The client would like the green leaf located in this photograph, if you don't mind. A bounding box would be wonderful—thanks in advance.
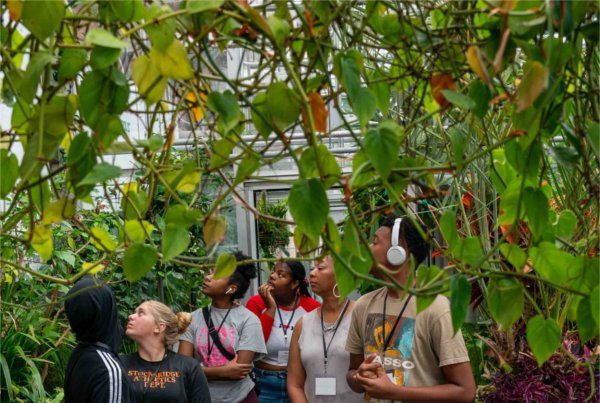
[165,205,201,229]
[468,80,492,119]
[335,51,362,98]
[132,54,168,105]
[204,215,227,247]
[352,87,376,128]
[587,121,599,156]
[500,243,527,270]
[289,179,329,244]
[187,0,224,14]
[153,41,193,80]
[526,316,561,366]
[267,82,301,130]
[449,128,465,170]
[42,198,76,225]
[416,264,445,313]
[268,15,290,45]
[371,70,390,115]
[454,237,482,266]
[121,190,149,221]
[77,163,122,187]
[441,90,475,110]
[18,52,54,103]
[90,46,122,70]
[530,242,573,285]
[0,151,18,199]
[55,250,76,266]
[123,243,158,282]
[554,210,577,239]
[86,28,127,48]
[162,224,190,262]
[516,61,548,112]
[209,137,236,169]
[488,277,524,330]
[523,187,549,238]
[122,220,154,243]
[31,225,53,262]
[234,154,260,186]
[29,95,77,136]
[207,91,241,133]
[440,211,458,251]
[136,135,163,151]
[214,252,237,279]
[591,286,600,326]
[450,274,471,334]
[90,227,117,252]
[294,227,319,256]
[577,298,598,343]
[144,4,176,51]
[22,0,65,41]
[364,121,401,180]
[299,144,341,189]
[57,49,88,82]
[251,92,273,139]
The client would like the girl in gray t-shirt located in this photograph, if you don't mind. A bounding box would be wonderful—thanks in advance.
[179,252,266,403]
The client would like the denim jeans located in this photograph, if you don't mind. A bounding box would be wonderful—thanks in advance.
[252,368,290,403]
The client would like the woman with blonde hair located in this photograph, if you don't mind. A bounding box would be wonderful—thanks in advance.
[122,300,211,402]
[287,255,362,403]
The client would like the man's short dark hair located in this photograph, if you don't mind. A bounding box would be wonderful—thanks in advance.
[382,214,430,266]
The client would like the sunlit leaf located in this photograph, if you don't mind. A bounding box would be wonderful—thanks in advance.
[289,179,329,244]
[204,215,227,247]
[516,61,548,112]
[488,277,524,330]
[90,227,117,252]
[162,224,190,262]
[214,252,237,279]
[42,198,76,225]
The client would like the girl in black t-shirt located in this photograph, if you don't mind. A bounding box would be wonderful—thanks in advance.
[121,300,211,403]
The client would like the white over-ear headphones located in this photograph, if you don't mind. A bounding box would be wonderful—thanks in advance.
[386,218,407,266]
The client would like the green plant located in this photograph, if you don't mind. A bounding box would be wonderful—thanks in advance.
[1,0,598,396]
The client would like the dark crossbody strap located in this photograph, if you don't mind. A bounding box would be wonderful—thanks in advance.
[202,306,235,361]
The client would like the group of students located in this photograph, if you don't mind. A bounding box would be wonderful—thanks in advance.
[63,214,477,402]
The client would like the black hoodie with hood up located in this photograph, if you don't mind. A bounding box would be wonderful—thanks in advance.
[64,275,136,403]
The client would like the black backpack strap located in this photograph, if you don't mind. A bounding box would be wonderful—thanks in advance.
[202,306,235,361]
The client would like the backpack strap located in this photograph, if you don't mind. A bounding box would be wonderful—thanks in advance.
[202,306,235,361]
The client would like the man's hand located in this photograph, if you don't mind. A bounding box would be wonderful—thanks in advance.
[355,368,398,400]
[356,354,380,379]
[259,283,276,311]
[222,354,253,380]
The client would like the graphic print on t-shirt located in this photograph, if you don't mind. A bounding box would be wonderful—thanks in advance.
[197,324,236,366]
[363,313,415,387]
[128,369,182,390]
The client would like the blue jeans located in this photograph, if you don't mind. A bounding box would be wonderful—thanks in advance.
[253,368,290,403]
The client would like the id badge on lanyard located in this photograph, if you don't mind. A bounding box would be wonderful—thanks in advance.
[315,375,336,396]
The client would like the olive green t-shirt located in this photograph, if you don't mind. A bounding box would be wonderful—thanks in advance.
[345,288,469,401]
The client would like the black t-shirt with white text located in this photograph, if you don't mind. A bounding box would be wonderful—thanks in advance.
[121,352,211,403]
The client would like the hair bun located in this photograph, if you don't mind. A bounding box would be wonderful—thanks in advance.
[176,312,192,333]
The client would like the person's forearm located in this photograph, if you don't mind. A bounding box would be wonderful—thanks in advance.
[346,370,365,393]
[202,366,232,380]
[287,385,308,403]
[389,384,474,403]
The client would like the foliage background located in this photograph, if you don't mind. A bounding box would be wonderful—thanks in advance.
[1,0,599,400]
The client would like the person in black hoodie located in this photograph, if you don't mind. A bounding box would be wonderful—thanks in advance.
[64,275,136,403]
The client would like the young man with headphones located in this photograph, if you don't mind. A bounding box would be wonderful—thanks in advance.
[345,214,476,402]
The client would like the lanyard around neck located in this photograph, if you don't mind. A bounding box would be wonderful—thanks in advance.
[320,299,350,373]
[206,304,233,359]
[382,291,412,352]
[276,294,298,345]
